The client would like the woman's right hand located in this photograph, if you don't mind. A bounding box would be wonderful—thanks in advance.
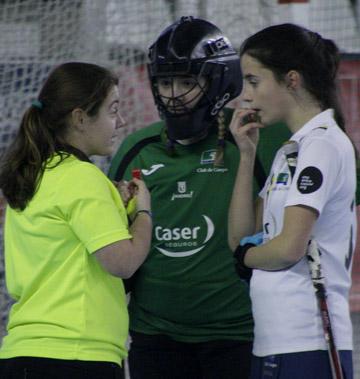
[229,109,263,155]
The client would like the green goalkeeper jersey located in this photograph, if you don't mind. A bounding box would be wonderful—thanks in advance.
[109,108,290,342]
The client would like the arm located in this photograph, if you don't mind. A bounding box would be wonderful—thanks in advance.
[95,178,152,278]
[228,152,261,250]
[244,205,318,270]
[228,109,264,250]
[242,129,346,271]
[94,211,152,279]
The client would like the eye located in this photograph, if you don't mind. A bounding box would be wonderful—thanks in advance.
[110,105,119,115]
[181,78,197,88]
[157,78,172,88]
[246,75,259,87]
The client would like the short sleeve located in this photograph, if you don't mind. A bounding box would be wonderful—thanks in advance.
[57,163,132,254]
[285,137,341,214]
[259,149,283,199]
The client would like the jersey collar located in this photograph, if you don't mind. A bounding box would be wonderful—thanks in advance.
[290,108,336,143]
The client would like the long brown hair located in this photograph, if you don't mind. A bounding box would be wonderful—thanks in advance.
[0,62,118,210]
[240,23,345,130]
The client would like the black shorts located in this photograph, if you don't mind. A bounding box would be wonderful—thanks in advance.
[0,356,124,379]
[128,331,253,379]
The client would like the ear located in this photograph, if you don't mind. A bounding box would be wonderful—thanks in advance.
[285,70,301,90]
[70,108,88,132]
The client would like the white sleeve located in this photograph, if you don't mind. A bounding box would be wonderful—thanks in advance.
[285,137,341,214]
[259,149,283,199]
[259,175,270,200]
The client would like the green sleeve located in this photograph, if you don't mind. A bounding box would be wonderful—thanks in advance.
[257,122,291,177]
[108,121,163,181]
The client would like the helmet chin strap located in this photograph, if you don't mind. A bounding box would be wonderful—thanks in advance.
[164,107,214,140]
[175,130,208,145]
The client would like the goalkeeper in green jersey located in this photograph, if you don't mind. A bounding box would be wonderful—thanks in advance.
[109,16,290,379]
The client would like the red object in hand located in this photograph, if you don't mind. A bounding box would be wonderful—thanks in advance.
[132,168,141,179]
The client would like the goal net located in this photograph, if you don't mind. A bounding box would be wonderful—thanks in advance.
[1,0,360,374]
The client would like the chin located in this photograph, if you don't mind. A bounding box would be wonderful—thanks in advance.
[102,149,113,157]
[92,148,112,157]
[261,116,275,126]
[106,146,116,156]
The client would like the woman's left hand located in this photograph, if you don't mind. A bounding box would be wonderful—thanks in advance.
[229,109,263,155]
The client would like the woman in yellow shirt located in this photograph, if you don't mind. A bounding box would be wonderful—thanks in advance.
[0,62,152,378]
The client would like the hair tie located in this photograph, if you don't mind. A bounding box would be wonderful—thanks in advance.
[217,138,225,147]
[32,99,43,109]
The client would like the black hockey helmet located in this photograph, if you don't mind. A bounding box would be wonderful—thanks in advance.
[148,16,242,140]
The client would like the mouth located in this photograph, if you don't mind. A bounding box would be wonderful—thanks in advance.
[167,106,187,114]
[166,103,190,114]
[162,96,193,114]
[254,110,262,123]
[253,109,262,119]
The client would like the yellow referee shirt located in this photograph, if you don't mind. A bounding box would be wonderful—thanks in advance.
[0,154,131,365]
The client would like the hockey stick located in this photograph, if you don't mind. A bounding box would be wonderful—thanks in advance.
[283,141,344,379]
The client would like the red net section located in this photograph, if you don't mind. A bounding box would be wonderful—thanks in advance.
[339,58,360,312]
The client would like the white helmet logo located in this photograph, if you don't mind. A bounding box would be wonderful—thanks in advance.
[210,93,230,115]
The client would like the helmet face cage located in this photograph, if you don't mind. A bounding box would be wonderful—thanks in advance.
[153,74,209,115]
[148,16,242,139]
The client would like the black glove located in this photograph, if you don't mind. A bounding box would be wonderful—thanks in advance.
[233,243,254,283]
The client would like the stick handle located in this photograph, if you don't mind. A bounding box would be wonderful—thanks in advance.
[307,240,344,379]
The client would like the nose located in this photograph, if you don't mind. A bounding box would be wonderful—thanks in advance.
[240,84,253,105]
[116,112,126,129]
[240,98,252,110]
[171,82,185,98]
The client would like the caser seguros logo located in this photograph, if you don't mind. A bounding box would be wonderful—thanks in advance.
[154,215,214,257]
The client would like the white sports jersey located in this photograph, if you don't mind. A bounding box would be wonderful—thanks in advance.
[252,109,357,356]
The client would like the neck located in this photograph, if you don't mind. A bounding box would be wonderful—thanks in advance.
[286,103,323,134]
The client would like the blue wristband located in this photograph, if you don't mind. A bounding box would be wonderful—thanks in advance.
[240,232,263,247]
[135,209,153,220]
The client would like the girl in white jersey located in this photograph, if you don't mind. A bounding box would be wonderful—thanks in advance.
[228,23,357,379]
